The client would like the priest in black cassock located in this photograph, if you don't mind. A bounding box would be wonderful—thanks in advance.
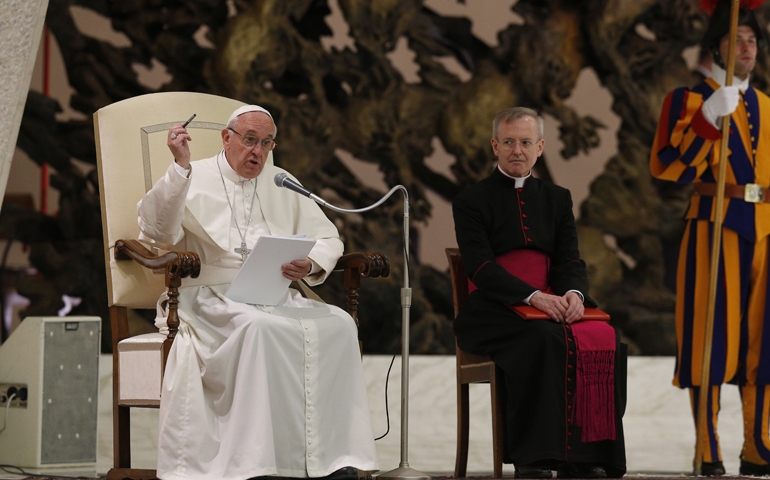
[452,107,627,479]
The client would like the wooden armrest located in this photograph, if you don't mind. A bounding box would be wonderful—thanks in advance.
[334,251,390,279]
[333,252,389,328]
[114,239,201,282]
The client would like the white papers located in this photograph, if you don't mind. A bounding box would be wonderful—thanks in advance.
[225,235,317,306]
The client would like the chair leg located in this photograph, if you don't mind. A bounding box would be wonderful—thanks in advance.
[490,368,504,478]
[110,405,160,480]
[111,306,132,469]
[114,404,132,468]
[455,382,470,478]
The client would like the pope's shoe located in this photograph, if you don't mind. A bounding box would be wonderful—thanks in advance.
[325,467,360,480]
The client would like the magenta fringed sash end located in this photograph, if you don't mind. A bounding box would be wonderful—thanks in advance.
[571,320,616,442]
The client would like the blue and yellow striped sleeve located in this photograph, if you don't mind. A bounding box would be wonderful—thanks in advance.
[650,87,721,184]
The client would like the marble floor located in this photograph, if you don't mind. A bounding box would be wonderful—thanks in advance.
[0,355,750,478]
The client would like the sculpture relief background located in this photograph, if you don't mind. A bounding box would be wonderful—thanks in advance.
[7,0,766,355]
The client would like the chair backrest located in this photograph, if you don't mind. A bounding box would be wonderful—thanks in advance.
[446,247,469,317]
[94,92,265,309]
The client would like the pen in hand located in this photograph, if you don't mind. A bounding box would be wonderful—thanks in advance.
[170,114,196,141]
[183,113,196,128]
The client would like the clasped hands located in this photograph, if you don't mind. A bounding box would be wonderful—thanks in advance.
[529,291,584,324]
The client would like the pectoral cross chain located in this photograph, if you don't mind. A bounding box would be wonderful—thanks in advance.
[235,241,251,262]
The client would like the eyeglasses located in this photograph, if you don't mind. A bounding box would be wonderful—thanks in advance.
[497,139,539,150]
[229,128,276,150]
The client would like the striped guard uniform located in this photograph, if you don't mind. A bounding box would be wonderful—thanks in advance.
[650,73,770,466]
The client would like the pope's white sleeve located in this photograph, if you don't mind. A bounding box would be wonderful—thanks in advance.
[305,236,344,285]
[136,161,191,245]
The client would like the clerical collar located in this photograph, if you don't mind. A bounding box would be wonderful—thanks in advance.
[217,151,253,184]
[497,164,530,188]
[710,63,750,92]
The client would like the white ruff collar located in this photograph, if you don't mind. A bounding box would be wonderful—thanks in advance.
[710,63,750,92]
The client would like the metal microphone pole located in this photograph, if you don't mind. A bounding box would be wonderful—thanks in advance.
[309,186,431,480]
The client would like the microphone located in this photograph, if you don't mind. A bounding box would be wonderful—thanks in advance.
[274,173,311,196]
[274,173,327,206]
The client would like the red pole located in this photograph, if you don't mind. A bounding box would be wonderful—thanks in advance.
[41,25,50,215]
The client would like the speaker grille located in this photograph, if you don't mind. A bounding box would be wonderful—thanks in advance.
[41,320,100,464]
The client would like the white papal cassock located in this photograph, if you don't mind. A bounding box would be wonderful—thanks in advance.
[137,152,379,480]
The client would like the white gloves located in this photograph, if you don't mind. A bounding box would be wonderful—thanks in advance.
[701,85,740,129]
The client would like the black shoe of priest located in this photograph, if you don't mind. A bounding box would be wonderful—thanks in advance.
[514,464,553,478]
[557,462,607,479]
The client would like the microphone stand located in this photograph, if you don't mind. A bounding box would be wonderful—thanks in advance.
[310,187,431,480]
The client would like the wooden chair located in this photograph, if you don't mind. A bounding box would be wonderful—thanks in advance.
[94,92,389,480]
[446,247,504,478]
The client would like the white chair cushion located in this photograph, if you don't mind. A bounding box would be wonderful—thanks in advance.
[117,332,165,406]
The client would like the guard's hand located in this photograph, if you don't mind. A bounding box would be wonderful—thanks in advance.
[282,258,312,281]
[529,292,569,323]
[701,85,740,128]
[563,291,585,324]
[168,123,192,168]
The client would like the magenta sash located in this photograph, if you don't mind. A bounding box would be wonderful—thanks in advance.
[471,249,616,442]
[468,249,550,293]
[571,321,616,442]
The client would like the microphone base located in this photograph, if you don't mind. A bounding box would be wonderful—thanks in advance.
[377,466,432,480]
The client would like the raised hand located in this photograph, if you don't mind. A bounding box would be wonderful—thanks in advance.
[168,123,193,168]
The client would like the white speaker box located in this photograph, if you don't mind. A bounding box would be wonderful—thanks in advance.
[0,316,101,469]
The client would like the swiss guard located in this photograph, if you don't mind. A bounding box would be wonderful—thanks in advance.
[650,0,770,476]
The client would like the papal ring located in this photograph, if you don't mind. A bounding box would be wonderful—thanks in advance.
[170,133,177,139]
